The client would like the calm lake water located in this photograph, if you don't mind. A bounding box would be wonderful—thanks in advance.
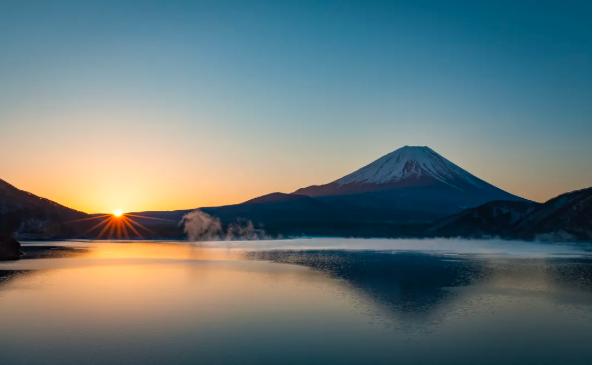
[0,239,590,365]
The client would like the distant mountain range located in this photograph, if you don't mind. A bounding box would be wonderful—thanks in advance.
[0,146,590,242]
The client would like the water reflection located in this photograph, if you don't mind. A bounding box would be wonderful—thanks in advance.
[545,257,592,291]
[248,250,591,321]
[0,241,589,365]
[0,270,28,286]
[248,251,487,317]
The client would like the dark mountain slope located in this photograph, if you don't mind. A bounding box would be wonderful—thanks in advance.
[0,179,87,238]
[514,187,591,241]
[427,200,537,238]
[428,187,591,242]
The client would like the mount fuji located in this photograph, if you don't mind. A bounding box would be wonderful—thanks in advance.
[287,146,524,220]
[199,146,527,237]
[295,146,518,201]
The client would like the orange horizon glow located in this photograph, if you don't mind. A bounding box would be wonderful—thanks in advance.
[1,145,590,214]
[2,164,591,215]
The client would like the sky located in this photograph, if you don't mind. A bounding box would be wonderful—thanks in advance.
[0,0,590,213]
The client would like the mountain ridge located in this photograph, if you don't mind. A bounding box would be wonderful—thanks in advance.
[0,146,589,242]
[291,146,525,222]
[428,187,591,241]
[294,146,521,202]
[0,178,87,238]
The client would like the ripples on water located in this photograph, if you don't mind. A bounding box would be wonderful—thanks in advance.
[0,239,590,365]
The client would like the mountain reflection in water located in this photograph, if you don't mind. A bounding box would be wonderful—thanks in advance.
[247,251,486,317]
[0,240,589,365]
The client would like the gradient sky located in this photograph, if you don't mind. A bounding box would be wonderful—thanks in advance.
[0,0,590,213]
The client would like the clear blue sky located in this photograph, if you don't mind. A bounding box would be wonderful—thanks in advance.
[0,0,590,212]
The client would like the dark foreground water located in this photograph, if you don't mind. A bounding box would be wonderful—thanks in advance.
[0,239,590,365]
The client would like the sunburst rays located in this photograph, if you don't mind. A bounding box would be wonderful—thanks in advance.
[66,213,177,240]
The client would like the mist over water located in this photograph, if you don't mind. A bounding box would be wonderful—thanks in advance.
[198,237,591,258]
[0,239,590,365]
[181,210,222,241]
[182,209,267,241]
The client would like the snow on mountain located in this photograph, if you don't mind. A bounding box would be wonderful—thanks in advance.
[295,145,516,198]
[334,146,484,190]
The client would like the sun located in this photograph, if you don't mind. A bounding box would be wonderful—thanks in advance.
[71,208,174,239]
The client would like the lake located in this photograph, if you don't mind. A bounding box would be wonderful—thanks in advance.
[0,239,590,365]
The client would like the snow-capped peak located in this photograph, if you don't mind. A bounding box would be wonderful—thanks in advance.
[334,146,485,189]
